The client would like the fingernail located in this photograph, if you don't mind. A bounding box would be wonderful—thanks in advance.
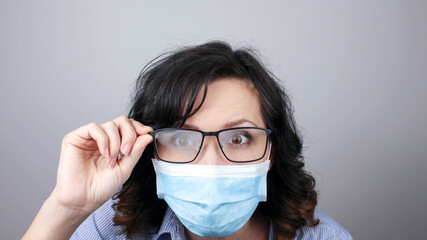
[145,126,153,132]
[104,147,110,158]
[123,143,132,156]
[109,157,117,168]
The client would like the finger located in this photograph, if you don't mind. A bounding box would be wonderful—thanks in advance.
[118,134,153,178]
[112,116,137,156]
[71,123,110,158]
[100,121,121,165]
[129,118,153,135]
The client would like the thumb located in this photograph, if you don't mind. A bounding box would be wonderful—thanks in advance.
[119,134,153,178]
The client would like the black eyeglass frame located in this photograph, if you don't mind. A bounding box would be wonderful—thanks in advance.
[149,127,272,164]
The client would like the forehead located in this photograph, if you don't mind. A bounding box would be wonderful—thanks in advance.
[183,77,265,131]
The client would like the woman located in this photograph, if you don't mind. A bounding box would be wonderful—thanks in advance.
[23,41,352,239]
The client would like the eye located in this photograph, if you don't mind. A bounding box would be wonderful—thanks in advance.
[228,132,252,146]
[172,133,196,148]
[177,135,189,146]
[231,135,243,144]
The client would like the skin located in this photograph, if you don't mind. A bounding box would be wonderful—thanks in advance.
[182,77,271,239]
[23,117,154,239]
[22,77,271,240]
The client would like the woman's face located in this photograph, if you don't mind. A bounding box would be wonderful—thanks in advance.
[182,77,269,165]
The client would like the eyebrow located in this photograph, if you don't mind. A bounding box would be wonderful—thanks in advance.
[182,119,259,130]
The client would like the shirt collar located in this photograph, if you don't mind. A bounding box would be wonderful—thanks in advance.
[152,206,185,240]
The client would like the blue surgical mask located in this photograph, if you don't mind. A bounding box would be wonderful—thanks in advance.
[151,158,270,237]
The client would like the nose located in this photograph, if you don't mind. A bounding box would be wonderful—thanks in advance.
[193,136,229,165]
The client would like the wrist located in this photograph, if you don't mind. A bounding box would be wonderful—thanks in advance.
[47,190,92,224]
[22,193,92,240]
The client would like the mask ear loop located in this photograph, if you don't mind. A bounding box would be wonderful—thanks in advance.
[265,141,272,161]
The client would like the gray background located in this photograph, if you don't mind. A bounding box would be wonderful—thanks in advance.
[1,1,426,239]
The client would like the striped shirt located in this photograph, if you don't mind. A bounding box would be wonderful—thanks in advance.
[71,198,353,240]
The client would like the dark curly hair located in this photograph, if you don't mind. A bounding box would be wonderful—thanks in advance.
[112,41,319,240]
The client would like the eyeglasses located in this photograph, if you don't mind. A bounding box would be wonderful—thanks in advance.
[149,127,272,164]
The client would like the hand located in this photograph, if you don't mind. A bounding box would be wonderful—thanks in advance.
[51,115,153,216]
